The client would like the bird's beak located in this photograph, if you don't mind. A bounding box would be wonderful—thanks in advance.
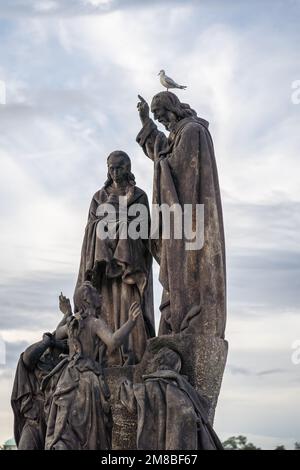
[157,72,160,75]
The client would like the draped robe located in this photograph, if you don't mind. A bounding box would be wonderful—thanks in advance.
[76,185,155,365]
[11,349,64,449]
[137,117,226,336]
[120,370,223,450]
[45,315,112,450]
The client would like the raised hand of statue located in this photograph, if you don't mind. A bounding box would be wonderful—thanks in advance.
[59,292,72,316]
[137,95,149,126]
[129,301,142,322]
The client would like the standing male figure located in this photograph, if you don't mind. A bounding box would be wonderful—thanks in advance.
[136,92,226,336]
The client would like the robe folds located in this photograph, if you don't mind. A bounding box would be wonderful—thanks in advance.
[11,351,63,449]
[137,117,226,336]
[44,358,112,450]
[44,316,112,450]
[76,185,155,365]
[120,370,223,450]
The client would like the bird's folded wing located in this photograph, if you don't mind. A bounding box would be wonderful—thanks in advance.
[165,76,178,87]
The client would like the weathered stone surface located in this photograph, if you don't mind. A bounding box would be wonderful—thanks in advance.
[104,366,137,450]
[136,92,226,337]
[11,88,228,450]
[136,334,228,423]
[120,347,224,450]
[75,150,155,366]
[105,332,228,450]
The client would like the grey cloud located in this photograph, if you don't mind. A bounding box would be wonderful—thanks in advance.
[0,271,75,331]
[2,340,29,369]
[257,368,286,377]
[224,347,295,387]
[227,365,252,376]
[0,0,297,22]
[0,368,14,381]
[0,77,151,203]
[228,365,287,378]
[224,200,300,251]
[0,0,189,18]
[228,248,300,312]
[224,200,300,312]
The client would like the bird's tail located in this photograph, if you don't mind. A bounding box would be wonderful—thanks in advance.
[179,85,187,89]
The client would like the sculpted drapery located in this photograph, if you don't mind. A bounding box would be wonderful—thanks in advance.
[120,347,223,450]
[136,92,226,336]
[45,282,142,450]
[76,151,155,365]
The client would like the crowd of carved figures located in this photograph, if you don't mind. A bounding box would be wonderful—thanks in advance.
[12,91,226,450]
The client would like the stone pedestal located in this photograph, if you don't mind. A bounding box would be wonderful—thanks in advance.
[104,365,137,450]
[105,333,228,449]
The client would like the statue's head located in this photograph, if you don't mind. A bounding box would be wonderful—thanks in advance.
[105,150,136,187]
[155,347,182,373]
[74,281,101,313]
[151,91,197,131]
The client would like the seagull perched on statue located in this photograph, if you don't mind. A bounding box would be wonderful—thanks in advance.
[158,70,187,91]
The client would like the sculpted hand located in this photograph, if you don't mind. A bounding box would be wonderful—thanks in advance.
[59,292,72,316]
[137,95,149,125]
[129,301,142,322]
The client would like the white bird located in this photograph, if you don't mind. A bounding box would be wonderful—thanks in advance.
[158,70,187,91]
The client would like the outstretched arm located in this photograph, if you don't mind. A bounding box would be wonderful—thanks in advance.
[136,95,167,161]
[93,302,142,352]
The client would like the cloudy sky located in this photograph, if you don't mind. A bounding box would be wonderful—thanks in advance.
[0,0,300,449]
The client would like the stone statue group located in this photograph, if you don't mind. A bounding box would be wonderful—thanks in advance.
[11,91,227,450]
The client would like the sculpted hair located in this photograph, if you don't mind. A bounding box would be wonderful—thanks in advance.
[74,281,96,312]
[151,91,197,119]
[104,150,136,188]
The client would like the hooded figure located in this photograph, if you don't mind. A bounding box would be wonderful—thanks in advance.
[136,92,226,336]
[11,334,68,450]
[120,347,223,450]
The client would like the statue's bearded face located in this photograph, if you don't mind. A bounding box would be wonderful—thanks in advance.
[151,103,177,131]
[108,155,128,184]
